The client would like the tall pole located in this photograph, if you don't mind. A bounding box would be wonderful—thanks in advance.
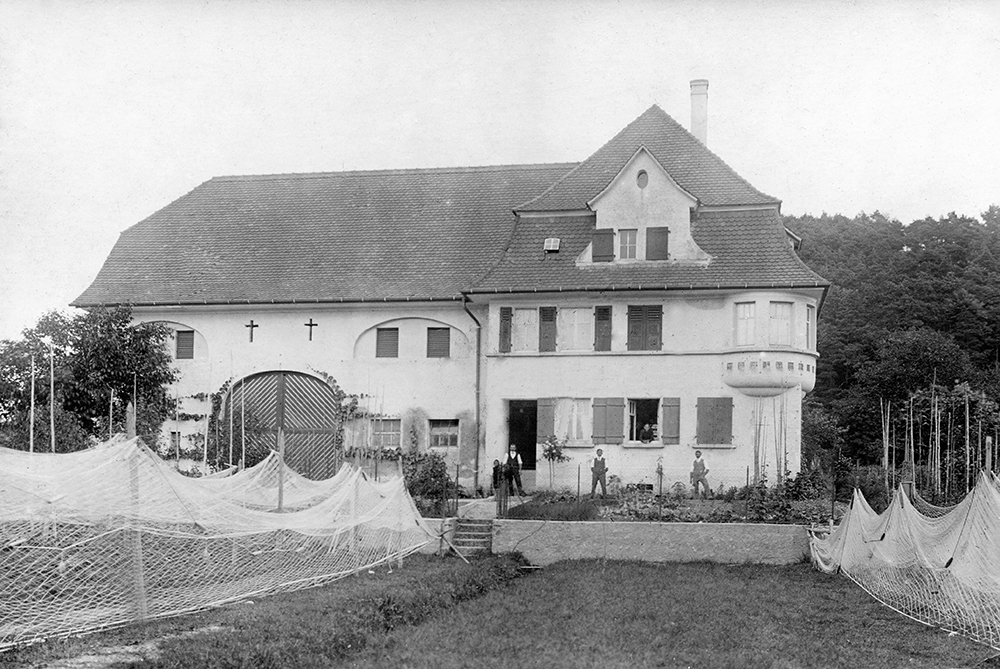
[29,355,35,453]
[109,387,114,441]
[49,342,55,453]
[240,381,246,468]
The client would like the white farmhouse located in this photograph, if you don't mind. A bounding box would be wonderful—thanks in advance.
[74,82,828,493]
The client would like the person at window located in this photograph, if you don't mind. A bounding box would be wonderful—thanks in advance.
[503,445,525,496]
[591,448,608,499]
[691,450,710,499]
[639,423,655,443]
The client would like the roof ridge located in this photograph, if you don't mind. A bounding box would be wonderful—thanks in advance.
[210,162,579,183]
[514,104,665,211]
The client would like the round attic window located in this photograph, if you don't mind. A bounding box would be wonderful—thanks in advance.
[636,170,649,189]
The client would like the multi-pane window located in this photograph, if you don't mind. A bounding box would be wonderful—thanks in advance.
[553,398,591,442]
[511,308,538,352]
[426,327,450,358]
[806,305,814,349]
[626,305,662,351]
[429,419,459,448]
[619,229,638,259]
[175,330,194,360]
[628,399,659,441]
[372,419,401,448]
[735,302,755,346]
[376,328,399,358]
[697,397,733,444]
[557,308,591,351]
[769,301,792,346]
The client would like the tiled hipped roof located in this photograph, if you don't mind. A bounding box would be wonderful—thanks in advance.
[74,105,827,308]
[469,208,827,293]
[72,164,575,307]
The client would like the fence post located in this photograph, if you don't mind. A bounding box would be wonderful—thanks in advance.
[577,464,581,501]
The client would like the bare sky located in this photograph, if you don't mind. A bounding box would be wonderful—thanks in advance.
[1,0,998,341]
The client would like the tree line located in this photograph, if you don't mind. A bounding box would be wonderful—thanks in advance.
[787,205,1000,503]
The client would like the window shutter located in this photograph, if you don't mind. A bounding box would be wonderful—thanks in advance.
[499,307,512,353]
[592,229,615,262]
[605,397,625,444]
[592,398,606,444]
[594,306,612,351]
[661,397,680,444]
[426,327,450,358]
[376,328,399,358]
[176,330,194,359]
[538,307,557,352]
[697,397,733,444]
[537,398,557,442]
[647,227,669,260]
[627,306,644,351]
[647,305,662,350]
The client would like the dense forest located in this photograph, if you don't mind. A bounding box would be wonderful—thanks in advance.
[786,205,1000,502]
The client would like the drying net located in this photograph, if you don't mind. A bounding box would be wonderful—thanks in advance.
[0,437,436,651]
[810,472,1000,649]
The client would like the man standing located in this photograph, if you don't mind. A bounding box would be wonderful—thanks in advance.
[503,444,525,496]
[691,450,710,499]
[591,448,608,499]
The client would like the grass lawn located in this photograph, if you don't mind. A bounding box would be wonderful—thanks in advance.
[4,556,997,669]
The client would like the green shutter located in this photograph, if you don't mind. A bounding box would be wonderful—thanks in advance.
[539,307,557,352]
[647,227,669,260]
[426,327,450,357]
[176,330,194,359]
[592,229,615,262]
[594,306,612,351]
[537,398,557,442]
[376,328,399,358]
[627,306,644,351]
[697,397,733,444]
[499,307,512,353]
[647,305,662,350]
[605,397,625,444]
[661,397,680,445]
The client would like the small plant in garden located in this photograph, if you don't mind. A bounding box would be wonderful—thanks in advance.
[541,434,570,488]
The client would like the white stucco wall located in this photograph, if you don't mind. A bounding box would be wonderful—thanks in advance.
[480,289,820,492]
[136,302,483,477]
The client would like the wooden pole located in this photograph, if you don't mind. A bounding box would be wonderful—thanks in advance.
[109,387,114,441]
[240,381,246,468]
[49,342,55,453]
[965,393,970,494]
[29,355,35,453]
[277,427,285,512]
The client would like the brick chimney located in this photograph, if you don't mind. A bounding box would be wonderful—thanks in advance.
[690,79,709,145]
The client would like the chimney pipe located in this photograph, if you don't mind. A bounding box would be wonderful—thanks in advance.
[690,79,709,145]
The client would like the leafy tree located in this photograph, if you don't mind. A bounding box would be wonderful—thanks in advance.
[0,306,178,451]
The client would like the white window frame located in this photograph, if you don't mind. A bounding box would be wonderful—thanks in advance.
[372,418,401,449]
[557,307,592,352]
[735,302,756,347]
[429,419,459,448]
[769,301,793,346]
[511,308,538,352]
[554,398,591,445]
[619,229,638,259]
[807,304,816,350]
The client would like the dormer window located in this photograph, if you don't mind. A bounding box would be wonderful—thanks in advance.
[619,229,637,259]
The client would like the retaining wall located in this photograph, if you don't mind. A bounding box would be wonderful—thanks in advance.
[492,520,809,566]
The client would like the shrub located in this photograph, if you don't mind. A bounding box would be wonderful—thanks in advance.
[506,501,600,521]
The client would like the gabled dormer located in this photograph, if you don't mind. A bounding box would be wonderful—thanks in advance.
[583,147,710,265]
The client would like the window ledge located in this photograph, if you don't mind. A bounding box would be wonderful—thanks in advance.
[623,441,663,449]
[692,443,737,449]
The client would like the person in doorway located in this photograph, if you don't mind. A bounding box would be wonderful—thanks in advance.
[503,444,525,496]
[591,448,608,498]
[691,450,710,499]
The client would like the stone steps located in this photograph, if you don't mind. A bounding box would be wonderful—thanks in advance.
[452,518,493,555]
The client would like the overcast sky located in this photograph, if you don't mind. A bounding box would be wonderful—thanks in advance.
[1,0,998,341]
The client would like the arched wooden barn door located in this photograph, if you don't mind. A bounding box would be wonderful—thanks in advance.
[228,371,343,479]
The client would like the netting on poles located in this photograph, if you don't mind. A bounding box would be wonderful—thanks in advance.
[0,437,435,651]
[810,472,1000,649]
